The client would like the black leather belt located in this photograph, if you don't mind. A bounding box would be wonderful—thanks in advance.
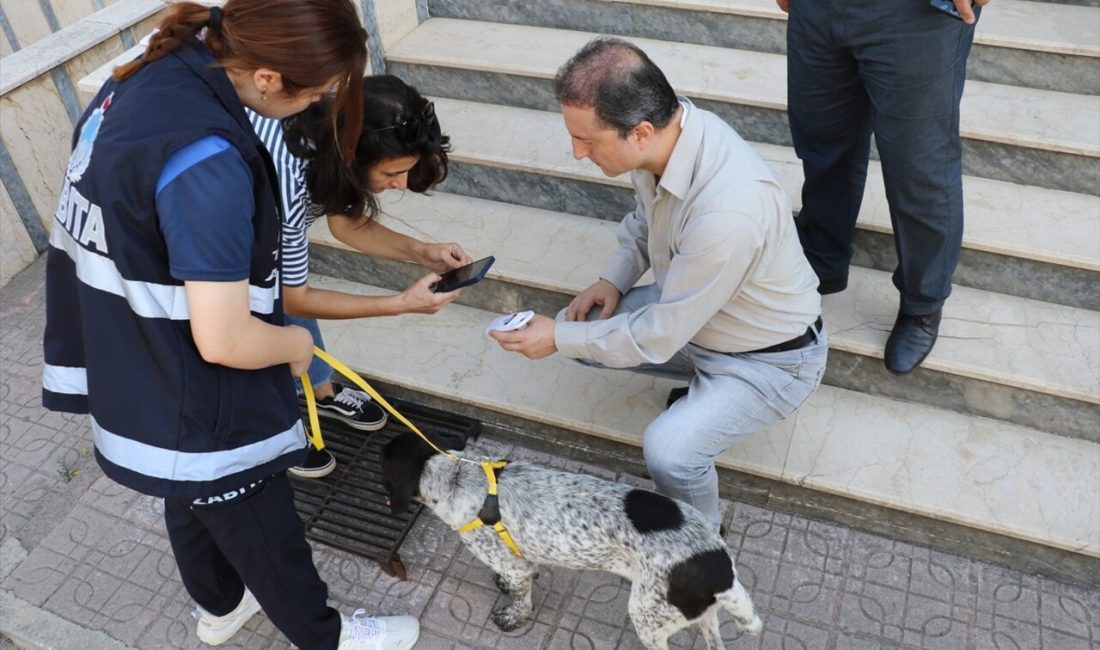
[747,316,823,354]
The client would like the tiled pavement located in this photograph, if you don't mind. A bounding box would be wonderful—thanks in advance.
[2,257,1098,650]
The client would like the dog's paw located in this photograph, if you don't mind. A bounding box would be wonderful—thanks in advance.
[741,615,763,636]
[490,605,528,632]
[494,571,540,595]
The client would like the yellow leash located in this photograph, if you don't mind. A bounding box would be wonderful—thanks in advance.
[300,366,324,451]
[302,346,462,461]
[300,346,524,557]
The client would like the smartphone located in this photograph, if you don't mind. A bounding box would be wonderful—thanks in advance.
[430,255,495,293]
[930,0,973,20]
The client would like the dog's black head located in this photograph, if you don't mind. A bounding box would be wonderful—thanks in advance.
[381,431,468,515]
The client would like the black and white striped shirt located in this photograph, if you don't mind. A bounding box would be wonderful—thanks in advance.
[248,111,319,287]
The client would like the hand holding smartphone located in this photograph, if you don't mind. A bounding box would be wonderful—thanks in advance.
[930,0,976,21]
[430,255,495,293]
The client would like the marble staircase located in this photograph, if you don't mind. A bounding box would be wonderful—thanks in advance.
[330,0,1100,582]
[428,0,1100,95]
[76,0,1100,583]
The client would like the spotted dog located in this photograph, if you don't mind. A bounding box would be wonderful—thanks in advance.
[382,433,762,649]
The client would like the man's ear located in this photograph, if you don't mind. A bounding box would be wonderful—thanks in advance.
[630,121,656,149]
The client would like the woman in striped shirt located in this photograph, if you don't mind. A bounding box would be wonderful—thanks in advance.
[250,75,472,477]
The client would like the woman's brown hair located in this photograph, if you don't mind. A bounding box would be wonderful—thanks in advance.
[113,0,367,160]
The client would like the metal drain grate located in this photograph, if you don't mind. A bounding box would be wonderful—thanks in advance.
[290,398,480,580]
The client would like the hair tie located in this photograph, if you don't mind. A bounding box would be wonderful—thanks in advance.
[207,6,224,29]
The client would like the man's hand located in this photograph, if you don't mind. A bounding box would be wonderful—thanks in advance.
[953,0,989,24]
[489,314,558,359]
[565,279,622,322]
[776,0,789,11]
[417,242,472,273]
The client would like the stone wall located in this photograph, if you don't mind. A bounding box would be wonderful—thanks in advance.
[1,0,127,57]
[0,0,165,286]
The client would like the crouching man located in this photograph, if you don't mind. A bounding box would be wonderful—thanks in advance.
[491,37,828,527]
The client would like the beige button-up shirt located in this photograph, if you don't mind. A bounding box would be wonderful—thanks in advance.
[555,100,821,368]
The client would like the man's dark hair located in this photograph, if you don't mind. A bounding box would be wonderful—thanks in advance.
[554,37,679,137]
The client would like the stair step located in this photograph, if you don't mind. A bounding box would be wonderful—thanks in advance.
[309,190,1100,442]
[1033,0,1100,7]
[75,35,1100,305]
[430,97,1100,309]
[306,273,1100,558]
[388,18,1100,194]
[435,98,1099,272]
[426,0,1100,94]
[976,0,1100,55]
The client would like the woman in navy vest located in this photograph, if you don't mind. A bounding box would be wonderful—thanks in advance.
[42,1,418,648]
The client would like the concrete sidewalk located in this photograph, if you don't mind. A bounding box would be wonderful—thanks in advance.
[2,256,1098,650]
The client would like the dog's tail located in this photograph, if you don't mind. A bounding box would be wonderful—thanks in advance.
[716,570,763,635]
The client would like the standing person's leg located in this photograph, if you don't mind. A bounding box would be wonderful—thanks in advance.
[165,498,241,612]
[854,2,976,373]
[172,472,421,649]
[190,474,345,649]
[167,475,343,649]
[786,0,873,293]
[642,333,828,526]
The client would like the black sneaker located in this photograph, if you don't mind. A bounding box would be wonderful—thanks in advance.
[288,446,336,479]
[316,383,388,431]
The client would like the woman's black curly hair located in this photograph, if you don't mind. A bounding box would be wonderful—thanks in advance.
[282,75,450,222]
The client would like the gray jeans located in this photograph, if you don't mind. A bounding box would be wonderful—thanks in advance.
[565,284,828,525]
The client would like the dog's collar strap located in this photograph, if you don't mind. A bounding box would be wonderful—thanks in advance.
[457,461,523,557]
[476,461,506,525]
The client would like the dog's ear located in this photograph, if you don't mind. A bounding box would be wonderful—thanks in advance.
[381,432,439,515]
[431,427,474,452]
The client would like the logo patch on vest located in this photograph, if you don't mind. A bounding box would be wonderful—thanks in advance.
[55,181,108,254]
[67,93,112,184]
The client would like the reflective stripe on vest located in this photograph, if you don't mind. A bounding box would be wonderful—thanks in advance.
[42,363,88,395]
[49,224,276,319]
[91,415,305,482]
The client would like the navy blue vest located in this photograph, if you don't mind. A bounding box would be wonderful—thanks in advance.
[42,41,307,498]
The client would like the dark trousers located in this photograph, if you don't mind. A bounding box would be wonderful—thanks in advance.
[786,0,978,315]
[164,472,342,650]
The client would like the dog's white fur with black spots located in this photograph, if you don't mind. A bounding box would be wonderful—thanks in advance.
[382,433,763,649]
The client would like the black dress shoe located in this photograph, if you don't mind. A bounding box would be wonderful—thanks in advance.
[884,309,942,375]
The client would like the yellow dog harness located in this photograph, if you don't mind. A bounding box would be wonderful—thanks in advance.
[456,460,523,557]
[301,347,523,558]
